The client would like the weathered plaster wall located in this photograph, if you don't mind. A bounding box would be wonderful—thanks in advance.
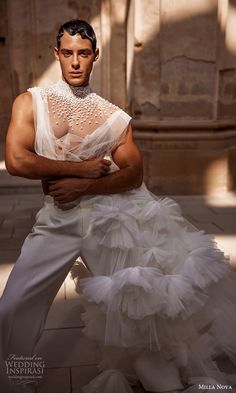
[0,0,13,149]
[131,0,218,120]
[217,0,236,119]
[128,0,236,194]
[0,0,102,143]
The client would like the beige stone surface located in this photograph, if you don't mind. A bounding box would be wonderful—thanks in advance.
[45,297,84,329]
[36,328,101,368]
[0,0,14,144]
[134,129,236,194]
[37,367,71,393]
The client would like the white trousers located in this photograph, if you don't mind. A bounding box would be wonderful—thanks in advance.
[0,199,94,392]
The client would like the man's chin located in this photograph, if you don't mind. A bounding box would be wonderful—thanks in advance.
[63,75,88,87]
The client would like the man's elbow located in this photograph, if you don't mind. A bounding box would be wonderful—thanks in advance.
[5,154,17,176]
[6,159,22,177]
[5,154,30,178]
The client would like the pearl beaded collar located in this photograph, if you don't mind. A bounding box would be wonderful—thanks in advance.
[54,80,92,99]
[42,80,118,140]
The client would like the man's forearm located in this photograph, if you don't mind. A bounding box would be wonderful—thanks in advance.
[6,151,83,179]
[47,164,143,203]
[84,165,143,195]
[5,150,107,180]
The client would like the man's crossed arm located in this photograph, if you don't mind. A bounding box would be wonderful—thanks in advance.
[47,125,143,203]
[5,92,143,203]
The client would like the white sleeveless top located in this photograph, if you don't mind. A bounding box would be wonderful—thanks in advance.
[28,80,132,162]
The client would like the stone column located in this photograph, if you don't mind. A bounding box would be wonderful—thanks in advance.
[110,0,129,109]
[131,0,161,119]
[7,0,36,95]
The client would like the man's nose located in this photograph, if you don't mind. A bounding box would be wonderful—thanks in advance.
[72,54,80,69]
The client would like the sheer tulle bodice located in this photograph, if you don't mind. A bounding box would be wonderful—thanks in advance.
[45,82,117,139]
[28,80,131,162]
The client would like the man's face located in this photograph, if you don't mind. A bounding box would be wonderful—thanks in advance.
[54,31,99,87]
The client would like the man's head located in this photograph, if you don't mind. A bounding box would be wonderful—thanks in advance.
[54,19,99,87]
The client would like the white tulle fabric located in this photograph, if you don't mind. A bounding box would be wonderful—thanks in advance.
[77,189,236,392]
[28,80,131,162]
[29,81,236,393]
[82,370,134,393]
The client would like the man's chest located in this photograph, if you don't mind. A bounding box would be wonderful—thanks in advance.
[45,93,117,141]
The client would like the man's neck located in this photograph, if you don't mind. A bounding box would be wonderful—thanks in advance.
[57,79,92,98]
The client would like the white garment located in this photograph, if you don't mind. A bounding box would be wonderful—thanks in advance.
[0,200,97,392]
[1,80,236,393]
[0,81,132,392]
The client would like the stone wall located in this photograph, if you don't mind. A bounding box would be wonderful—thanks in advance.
[1,0,236,194]
[130,0,236,194]
[0,0,13,151]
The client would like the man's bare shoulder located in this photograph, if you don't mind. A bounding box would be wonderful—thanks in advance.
[12,92,33,118]
[13,91,32,108]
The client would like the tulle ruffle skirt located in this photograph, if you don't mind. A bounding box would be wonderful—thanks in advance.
[71,183,236,392]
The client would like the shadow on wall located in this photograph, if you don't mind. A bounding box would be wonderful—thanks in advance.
[1,0,236,194]
[125,0,236,195]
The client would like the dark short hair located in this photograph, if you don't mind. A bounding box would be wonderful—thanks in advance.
[56,19,97,52]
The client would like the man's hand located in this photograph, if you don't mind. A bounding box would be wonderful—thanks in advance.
[46,124,143,201]
[43,156,111,201]
[48,178,90,204]
[78,157,111,178]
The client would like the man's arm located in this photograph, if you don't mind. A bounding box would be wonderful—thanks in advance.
[48,124,143,203]
[5,92,111,179]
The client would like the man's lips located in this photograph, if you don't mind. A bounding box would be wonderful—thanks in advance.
[69,72,83,76]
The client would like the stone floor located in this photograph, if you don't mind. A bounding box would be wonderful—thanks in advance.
[0,185,236,393]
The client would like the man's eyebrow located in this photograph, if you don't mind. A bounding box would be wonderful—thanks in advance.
[60,48,92,53]
[79,48,92,52]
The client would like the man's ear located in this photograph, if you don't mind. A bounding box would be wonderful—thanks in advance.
[54,47,59,61]
[94,48,99,61]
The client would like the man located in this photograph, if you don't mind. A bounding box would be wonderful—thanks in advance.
[2,19,235,393]
[6,20,142,200]
[0,19,143,392]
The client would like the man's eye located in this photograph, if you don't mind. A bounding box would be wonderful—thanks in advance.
[80,52,89,57]
[63,52,71,57]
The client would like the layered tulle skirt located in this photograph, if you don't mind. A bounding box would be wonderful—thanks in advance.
[71,183,236,392]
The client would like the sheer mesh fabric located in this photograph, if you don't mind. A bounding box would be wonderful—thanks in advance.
[28,80,132,161]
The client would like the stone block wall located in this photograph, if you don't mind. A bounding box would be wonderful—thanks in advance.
[128,0,236,194]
